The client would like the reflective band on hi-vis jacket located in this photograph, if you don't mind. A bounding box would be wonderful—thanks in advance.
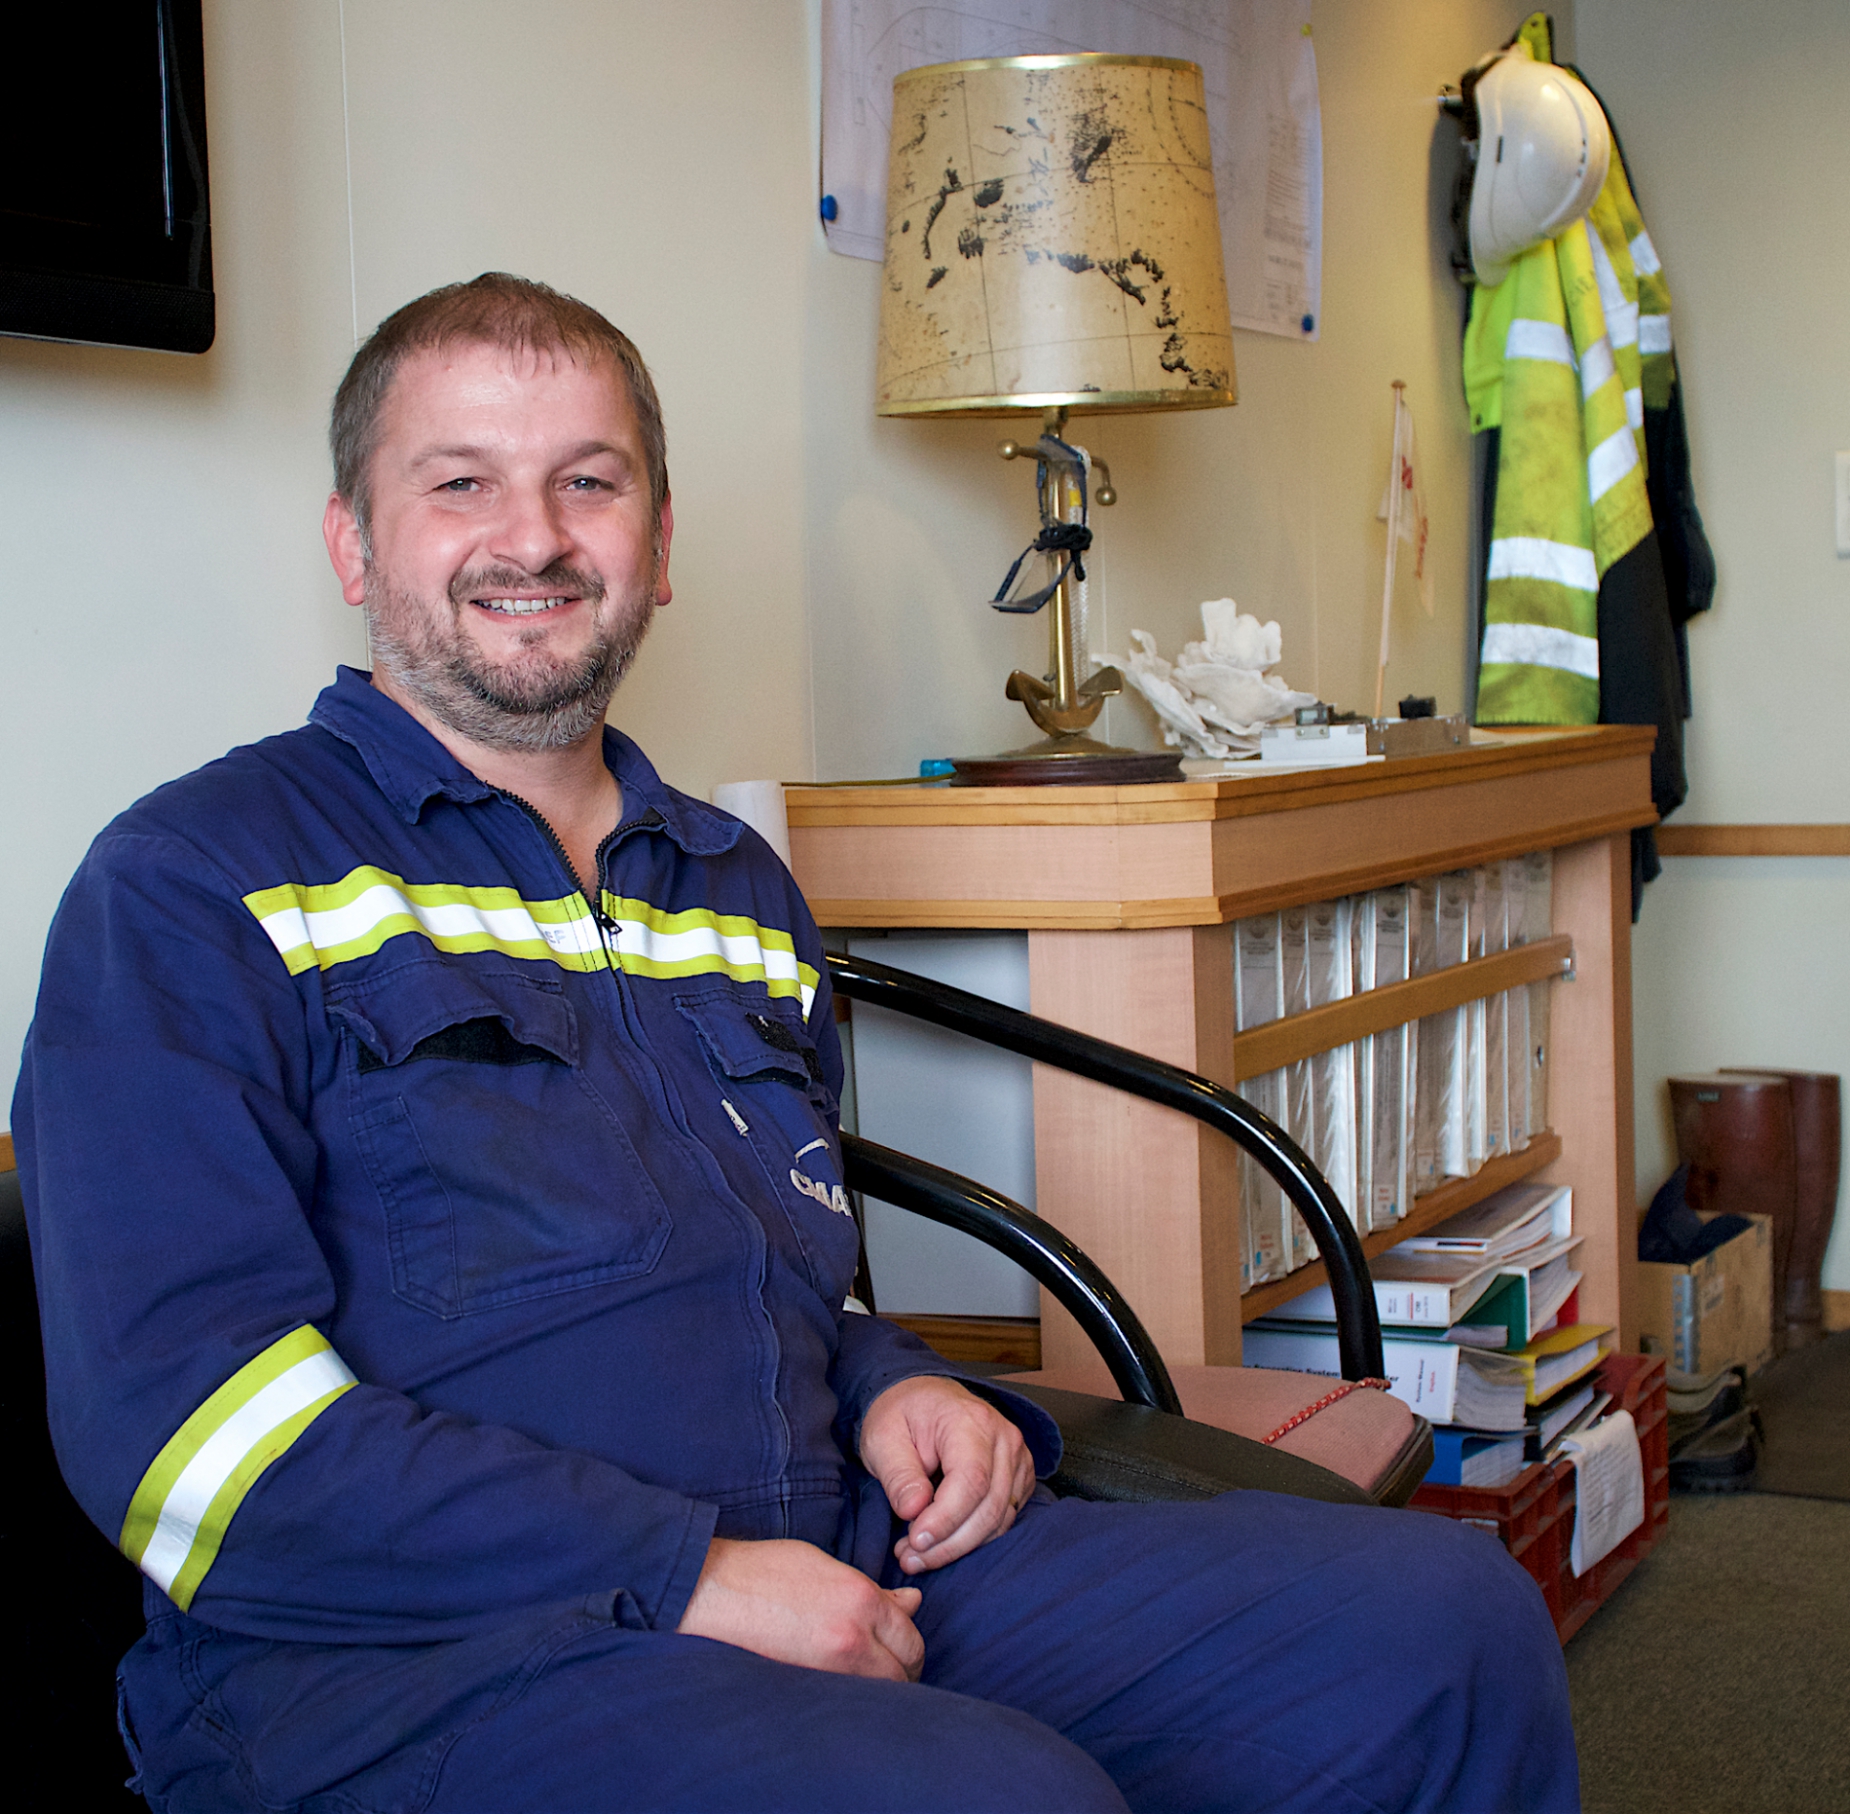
[244,867,819,1014]
[120,1326,356,1609]
[1479,621,1600,679]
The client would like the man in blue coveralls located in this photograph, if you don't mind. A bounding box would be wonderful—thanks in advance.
[15,275,1579,1813]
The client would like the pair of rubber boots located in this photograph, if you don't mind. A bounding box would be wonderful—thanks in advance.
[1667,1069,1841,1355]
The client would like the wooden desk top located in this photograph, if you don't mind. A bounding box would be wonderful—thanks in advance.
[788,726,1656,930]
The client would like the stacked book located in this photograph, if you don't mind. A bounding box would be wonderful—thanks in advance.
[1245,1182,1614,1488]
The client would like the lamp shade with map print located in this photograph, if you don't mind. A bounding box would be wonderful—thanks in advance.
[876,53,1236,418]
[875,53,1236,781]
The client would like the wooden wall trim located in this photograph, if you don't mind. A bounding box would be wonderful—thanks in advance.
[885,1314,1042,1368]
[0,1130,13,1172]
[1656,824,1850,858]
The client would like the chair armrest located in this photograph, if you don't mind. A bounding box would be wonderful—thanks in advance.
[1006,1381,1373,1507]
[842,1133,1183,1416]
[828,950,1383,1380]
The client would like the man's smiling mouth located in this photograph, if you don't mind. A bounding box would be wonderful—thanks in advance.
[476,596,570,616]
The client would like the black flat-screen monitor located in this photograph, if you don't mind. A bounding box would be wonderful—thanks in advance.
[1,2,214,354]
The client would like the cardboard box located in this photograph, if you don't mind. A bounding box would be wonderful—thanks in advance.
[1635,1214,1773,1377]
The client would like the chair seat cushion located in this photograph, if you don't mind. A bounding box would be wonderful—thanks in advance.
[1000,1361,1417,1497]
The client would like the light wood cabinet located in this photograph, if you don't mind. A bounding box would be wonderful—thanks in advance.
[788,727,1656,1370]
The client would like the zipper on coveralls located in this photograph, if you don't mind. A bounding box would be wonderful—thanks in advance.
[500,790,646,962]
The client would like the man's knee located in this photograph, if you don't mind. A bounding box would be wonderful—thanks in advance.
[1371,1507,1561,1661]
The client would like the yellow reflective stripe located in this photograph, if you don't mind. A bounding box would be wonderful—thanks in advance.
[599,894,820,1016]
[241,868,819,1010]
[120,1326,355,1611]
[244,868,603,976]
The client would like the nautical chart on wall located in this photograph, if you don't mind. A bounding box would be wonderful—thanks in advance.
[821,0,1323,340]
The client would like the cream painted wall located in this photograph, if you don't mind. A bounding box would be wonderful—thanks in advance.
[1577,0,1850,1292]
[802,0,1556,777]
[1,0,817,1112]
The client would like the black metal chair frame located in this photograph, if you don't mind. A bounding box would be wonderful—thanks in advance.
[827,949,1385,1381]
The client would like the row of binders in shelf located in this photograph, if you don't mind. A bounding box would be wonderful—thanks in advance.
[1232,850,1567,1291]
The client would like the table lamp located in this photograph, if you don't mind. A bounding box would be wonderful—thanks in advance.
[878,52,1237,784]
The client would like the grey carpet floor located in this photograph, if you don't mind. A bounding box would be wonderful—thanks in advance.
[1567,1494,1850,1814]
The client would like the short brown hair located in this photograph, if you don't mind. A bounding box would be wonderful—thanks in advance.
[330,273,668,537]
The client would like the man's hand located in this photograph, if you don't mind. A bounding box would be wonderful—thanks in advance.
[676,1537,924,1681]
[860,1375,1036,1576]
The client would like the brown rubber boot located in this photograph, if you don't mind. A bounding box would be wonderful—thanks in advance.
[1668,1072,1798,1353]
[1723,1070,1841,1350]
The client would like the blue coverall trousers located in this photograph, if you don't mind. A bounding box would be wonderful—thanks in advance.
[120,1489,1579,1813]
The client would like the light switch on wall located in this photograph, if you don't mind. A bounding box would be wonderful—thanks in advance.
[1838,452,1850,558]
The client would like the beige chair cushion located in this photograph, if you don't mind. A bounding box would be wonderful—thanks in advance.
[1001,1361,1416,1496]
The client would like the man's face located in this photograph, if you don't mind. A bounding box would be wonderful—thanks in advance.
[323,339,673,752]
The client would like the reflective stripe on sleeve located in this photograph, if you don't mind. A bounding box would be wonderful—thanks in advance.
[600,896,820,1016]
[244,869,602,976]
[1488,537,1600,594]
[1640,313,1672,356]
[1586,229,1640,349]
[1587,423,1641,505]
[1578,336,1616,400]
[120,1326,356,1611]
[1505,318,1575,367]
[1480,622,1601,679]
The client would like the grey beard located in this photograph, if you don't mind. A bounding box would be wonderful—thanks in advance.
[365,566,653,753]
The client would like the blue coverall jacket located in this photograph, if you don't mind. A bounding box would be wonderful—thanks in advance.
[14,666,1054,1651]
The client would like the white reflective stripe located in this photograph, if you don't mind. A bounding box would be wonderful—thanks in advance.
[257,887,602,964]
[1640,313,1672,356]
[1488,536,1599,593]
[1586,229,1640,349]
[1505,318,1575,366]
[1625,386,1644,431]
[254,905,311,958]
[314,886,591,957]
[1587,423,1641,503]
[137,1349,356,1597]
[1481,622,1601,679]
[1629,230,1661,276]
[604,916,817,1016]
[1579,336,1616,399]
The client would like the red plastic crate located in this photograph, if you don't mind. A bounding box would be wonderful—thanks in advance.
[1410,1353,1669,1643]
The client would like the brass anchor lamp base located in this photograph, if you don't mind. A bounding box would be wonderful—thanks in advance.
[951,410,1183,787]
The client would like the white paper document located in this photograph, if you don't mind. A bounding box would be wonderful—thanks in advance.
[821,0,1323,338]
[1562,1409,1645,1577]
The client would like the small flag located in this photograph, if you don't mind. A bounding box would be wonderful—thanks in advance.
[1375,382,1433,714]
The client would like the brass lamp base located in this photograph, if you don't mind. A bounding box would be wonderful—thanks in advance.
[950,733,1184,787]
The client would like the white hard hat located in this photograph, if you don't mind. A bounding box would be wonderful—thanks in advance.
[1466,51,1611,286]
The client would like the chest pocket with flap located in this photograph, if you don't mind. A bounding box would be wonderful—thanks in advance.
[336,960,671,1318]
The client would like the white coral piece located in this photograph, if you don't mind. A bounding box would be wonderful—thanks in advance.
[1106,603,1316,760]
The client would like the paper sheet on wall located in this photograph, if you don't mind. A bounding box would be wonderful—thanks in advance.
[821,0,1322,339]
[1562,1409,1646,1577]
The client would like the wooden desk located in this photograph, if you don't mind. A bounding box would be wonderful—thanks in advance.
[789,727,1656,1369]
